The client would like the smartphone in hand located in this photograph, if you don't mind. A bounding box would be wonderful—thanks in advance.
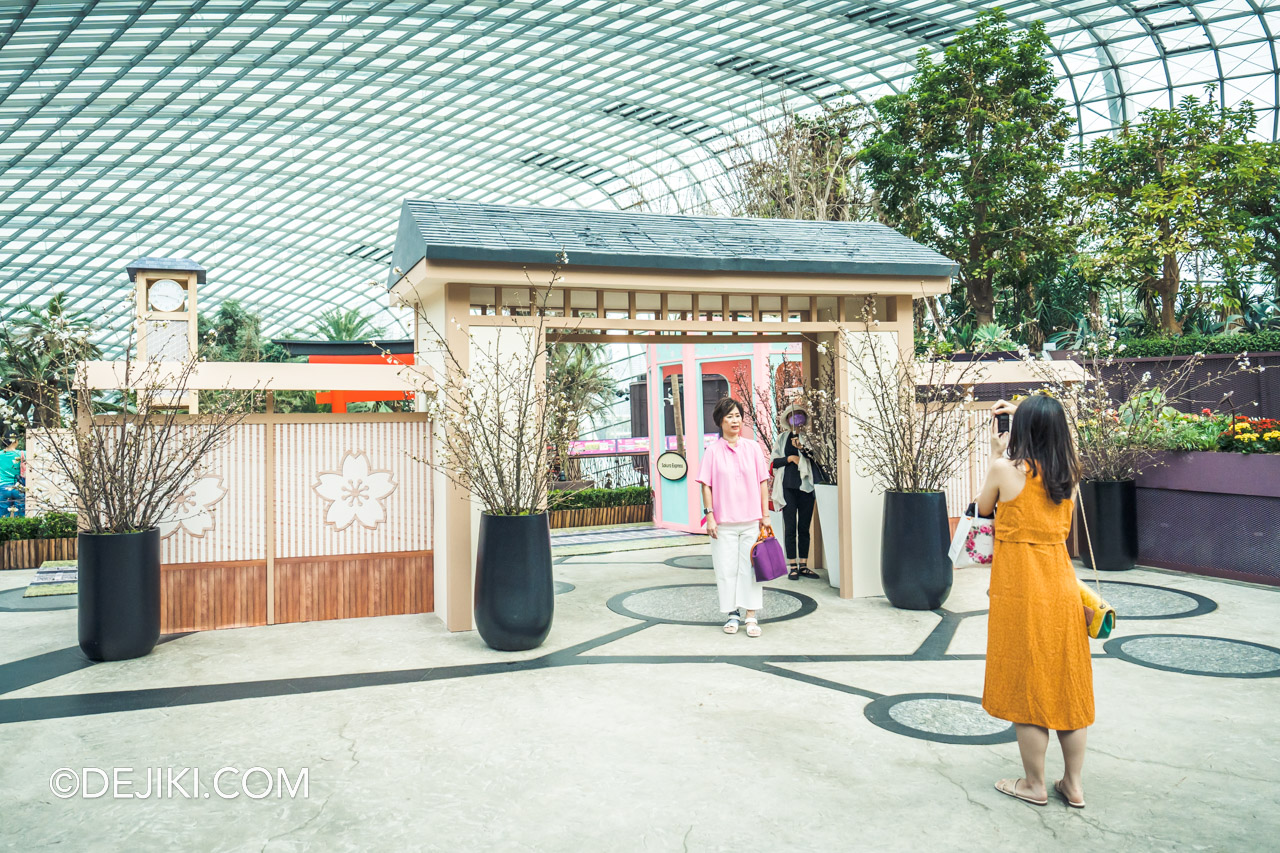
[995,412,1010,433]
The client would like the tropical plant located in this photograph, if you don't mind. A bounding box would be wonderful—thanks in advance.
[1150,408,1233,452]
[198,299,290,363]
[307,307,386,342]
[0,294,100,431]
[972,323,1016,353]
[1240,141,1280,296]
[1070,90,1271,334]
[546,343,617,480]
[863,10,1076,328]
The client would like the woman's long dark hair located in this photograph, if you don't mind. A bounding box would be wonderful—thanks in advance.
[1005,394,1081,504]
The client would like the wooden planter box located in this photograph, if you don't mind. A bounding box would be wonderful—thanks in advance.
[0,537,77,571]
[1134,451,1280,586]
[548,504,653,529]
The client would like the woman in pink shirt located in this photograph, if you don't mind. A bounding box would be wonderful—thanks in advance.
[696,397,772,637]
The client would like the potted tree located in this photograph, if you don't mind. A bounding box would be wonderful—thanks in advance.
[23,330,249,661]
[830,311,987,609]
[1022,337,1255,570]
[403,257,571,651]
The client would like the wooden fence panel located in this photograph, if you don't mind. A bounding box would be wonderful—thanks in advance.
[273,551,433,624]
[548,504,653,529]
[0,538,78,571]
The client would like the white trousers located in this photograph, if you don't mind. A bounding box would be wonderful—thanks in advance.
[710,521,764,613]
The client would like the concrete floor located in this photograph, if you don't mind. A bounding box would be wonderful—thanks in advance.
[1,545,1278,852]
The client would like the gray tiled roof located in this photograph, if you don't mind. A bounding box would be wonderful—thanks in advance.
[389,200,957,285]
[125,257,207,284]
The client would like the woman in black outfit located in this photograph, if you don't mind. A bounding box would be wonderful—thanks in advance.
[770,402,823,580]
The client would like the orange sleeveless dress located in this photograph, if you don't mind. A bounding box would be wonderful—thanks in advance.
[982,470,1094,730]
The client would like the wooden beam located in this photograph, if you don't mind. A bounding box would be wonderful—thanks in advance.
[549,333,810,345]
[470,315,846,334]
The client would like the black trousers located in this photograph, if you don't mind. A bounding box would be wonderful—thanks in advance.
[781,486,816,560]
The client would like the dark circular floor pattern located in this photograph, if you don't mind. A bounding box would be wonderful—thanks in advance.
[1105,635,1280,678]
[864,693,1015,745]
[664,554,713,570]
[554,581,575,596]
[0,588,77,612]
[607,583,816,625]
[1088,581,1216,620]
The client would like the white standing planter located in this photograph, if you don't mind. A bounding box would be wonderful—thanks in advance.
[767,509,785,538]
[814,483,841,589]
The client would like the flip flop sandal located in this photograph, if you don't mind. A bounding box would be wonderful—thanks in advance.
[995,778,1047,806]
[797,567,820,579]
[744,617,761,638]
[1054,780,1086,809]
[723,612,741,634]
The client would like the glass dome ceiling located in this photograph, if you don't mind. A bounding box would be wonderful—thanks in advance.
[1,0,1276,348]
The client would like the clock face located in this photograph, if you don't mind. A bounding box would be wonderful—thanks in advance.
[148,279,186,312]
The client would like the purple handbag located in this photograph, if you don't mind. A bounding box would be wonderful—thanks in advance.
[751,523,789,582]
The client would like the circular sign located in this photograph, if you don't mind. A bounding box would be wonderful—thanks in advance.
[656,451,688,482]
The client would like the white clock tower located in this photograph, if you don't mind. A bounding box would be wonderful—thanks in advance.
[126,256,204,412]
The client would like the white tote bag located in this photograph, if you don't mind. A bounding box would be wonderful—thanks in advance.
[949,503,995,569]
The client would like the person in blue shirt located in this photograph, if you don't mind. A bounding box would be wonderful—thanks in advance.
[0,434,25,518]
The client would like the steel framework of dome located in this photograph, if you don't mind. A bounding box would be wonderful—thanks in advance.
[1,1,1277,347]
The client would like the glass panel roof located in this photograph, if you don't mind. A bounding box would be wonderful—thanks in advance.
[1,0,1276,349]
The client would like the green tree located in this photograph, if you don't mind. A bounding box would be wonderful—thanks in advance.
[0,293,100,430]
[307,308,385,342]
[1072,91,1268,334]
[546,343,616,479]
[199,299,289,363]
[862,10,1075,330]
[196,300,323,413]
[1240,141,1280,297]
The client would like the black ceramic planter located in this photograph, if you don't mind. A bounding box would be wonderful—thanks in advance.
[78,528,161,662]
[474,512,554,651]
[1078,479,1138,571]
[881,491,952,610]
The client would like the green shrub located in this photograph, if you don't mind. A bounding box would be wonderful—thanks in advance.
[0,516,41,542]
[0,512,78,542]
[1116,331,1280,358]
[39,512,77,539]
[550,486,653,511]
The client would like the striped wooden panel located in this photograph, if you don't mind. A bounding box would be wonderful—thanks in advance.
[274,422,432,559]
[273,551,433,624]
[161,561,268,633]
[161,423,267,565]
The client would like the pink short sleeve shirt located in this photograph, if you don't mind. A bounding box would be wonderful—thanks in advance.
[695,437,770,524]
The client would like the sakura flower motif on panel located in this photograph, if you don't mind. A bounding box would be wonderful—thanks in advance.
[312,451,398,531]
[160,474,228,539]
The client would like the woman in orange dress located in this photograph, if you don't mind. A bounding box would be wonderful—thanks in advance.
[977,394,1093,809]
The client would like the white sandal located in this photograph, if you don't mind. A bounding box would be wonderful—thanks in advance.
[723,612,741,634]
[744,616,761,638]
